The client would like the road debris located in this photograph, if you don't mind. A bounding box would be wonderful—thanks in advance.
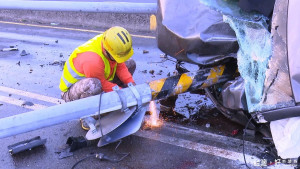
[16,61,21,66]
[22,101,34,107]
[244,129,256,137]
[7,136,47,155]
[160,53,167,58]
[50,23,59,26]
[156,70,163,75]
[29,69,33,73]
[231,129,239,136]
[59,53,63,57]
[49,60,65,67]
[143,50,149,54]
[1,48,18,52]
[44,43,49,45]
[0,104,3,106]
[20,50,29,56]
[141,70,147,73]
[55,40,59,43]
[149,70,155,75]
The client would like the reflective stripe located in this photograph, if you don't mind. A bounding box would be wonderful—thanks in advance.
[117,33,126,44]
[66,60,84,80]
[62,76,73,88]
[121,31,129,42]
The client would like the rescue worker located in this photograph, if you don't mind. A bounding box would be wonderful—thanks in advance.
[59,26,136,102]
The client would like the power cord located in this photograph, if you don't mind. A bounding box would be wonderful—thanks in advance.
[243,115,254,169]
[71,140,130,169]
[71,93,130,169]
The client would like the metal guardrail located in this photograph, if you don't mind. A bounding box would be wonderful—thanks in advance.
[0,1,157,14]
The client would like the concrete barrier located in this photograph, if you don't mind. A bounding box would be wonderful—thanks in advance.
[0,9,154,33]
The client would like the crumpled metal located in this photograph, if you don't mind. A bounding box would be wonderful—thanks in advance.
[156,0,238,67]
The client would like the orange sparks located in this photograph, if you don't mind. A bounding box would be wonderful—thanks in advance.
[144,101,163,129]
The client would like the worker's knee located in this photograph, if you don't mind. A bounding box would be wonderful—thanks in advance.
[125,59,136,75]
[63,78,102,102]
[79,78,102,97]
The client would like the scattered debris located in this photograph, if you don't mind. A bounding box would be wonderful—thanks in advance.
[1,48,18,52]
[17,82,20,86]
[174,93,213,118]
[9,94,12,97]
[149,70,155,75]
[160,53,167,58]
[22,101,34,107]
[16,61,21,66]
[29,69,33,73]
[59,53,63,57]
[40,64,44,68]
[160,104,172,112]
[44,43,49,45]
[141,70,147,73]
[231,129,239,136]
[50,23,59,26]
[20,50,29,56]
[205,123,211,128]
[143,50,149,54]
[55,40,59,43]
[49,60,65,67]
[7,136,47,155]
[156,70,163,75]
[244,129,256,137]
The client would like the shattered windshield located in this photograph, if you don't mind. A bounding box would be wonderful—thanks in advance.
[200,0,294,112]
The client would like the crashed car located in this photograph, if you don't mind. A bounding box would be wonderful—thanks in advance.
[157,0,300,159]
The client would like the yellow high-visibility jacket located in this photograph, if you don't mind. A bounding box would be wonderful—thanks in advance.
[59,34,117,92]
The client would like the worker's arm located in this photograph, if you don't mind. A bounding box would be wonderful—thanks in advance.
[73,52,118,92]
[116,63,135,86]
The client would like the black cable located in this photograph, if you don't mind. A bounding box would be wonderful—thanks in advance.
[71,155,95,169]
[243,115,254,169]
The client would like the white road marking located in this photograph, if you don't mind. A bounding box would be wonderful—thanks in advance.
[0,96,47,110]
[0,86,64,104]
[135,130,259,165]
[164,123,264,148]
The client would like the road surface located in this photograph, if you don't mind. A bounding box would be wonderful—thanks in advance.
[0,20,290,169]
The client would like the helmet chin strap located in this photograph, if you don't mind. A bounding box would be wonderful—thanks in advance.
[101,42,115,61]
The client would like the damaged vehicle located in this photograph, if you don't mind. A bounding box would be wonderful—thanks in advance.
[156,0,300,161]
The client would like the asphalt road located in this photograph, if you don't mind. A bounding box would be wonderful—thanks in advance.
[0,21,289,169]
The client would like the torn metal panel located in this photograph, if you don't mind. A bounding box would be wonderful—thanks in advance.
[288,0,300,104]
[221,77,247,110]
[260,0,295,111]
[156,0,238,67]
